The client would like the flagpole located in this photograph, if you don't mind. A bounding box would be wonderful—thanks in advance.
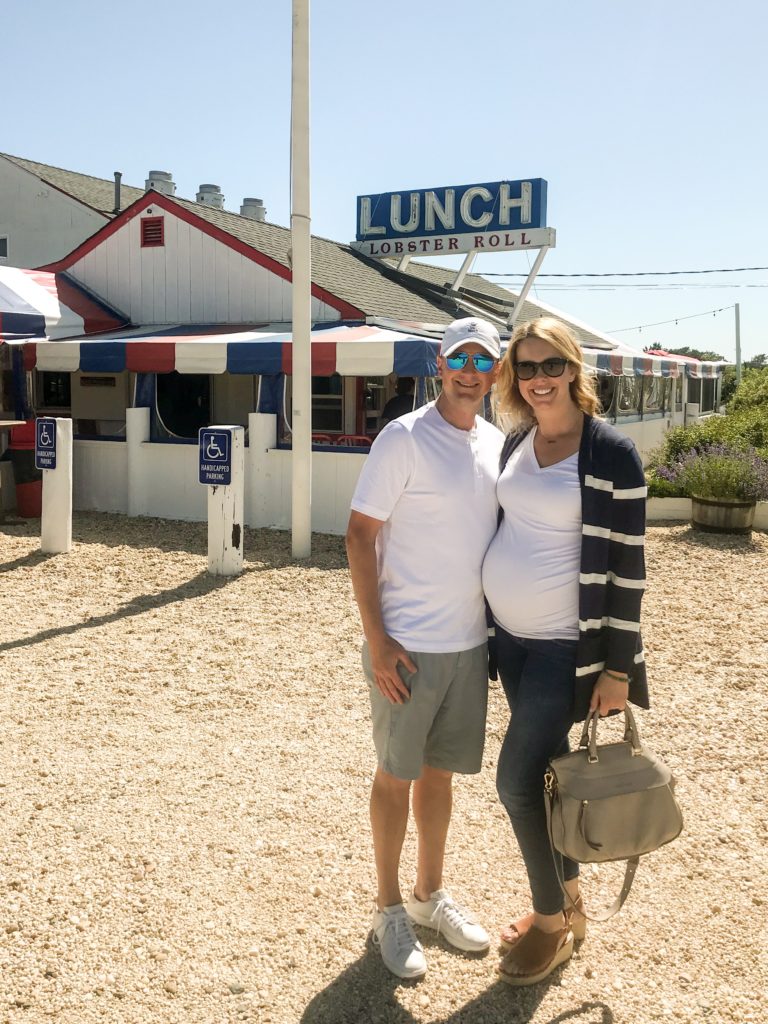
[291,0,312,557]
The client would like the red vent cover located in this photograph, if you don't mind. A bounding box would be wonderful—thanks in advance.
[141,217,164,247]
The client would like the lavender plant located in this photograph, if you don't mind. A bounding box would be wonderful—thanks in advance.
[657,444,768,502]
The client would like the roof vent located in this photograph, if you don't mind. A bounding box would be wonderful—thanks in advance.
[240,197,266,222]
[196,183,225,210]
[145,170,176,196]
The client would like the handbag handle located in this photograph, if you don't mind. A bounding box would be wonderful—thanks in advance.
[578,705,643,763]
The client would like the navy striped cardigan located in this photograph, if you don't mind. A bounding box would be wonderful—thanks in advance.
[498,414,649,722]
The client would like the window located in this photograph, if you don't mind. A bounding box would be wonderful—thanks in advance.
[311,374,343,432]
[0,236,8,259]
[642,377,665,414]
[40,371,71,408]
[701,378,716,413]
[616,376,641,414]
[688,379,702,405]
[596,374,616,417]
[156,372,210,438]
[675,376,683,410]
[141,217,165,247]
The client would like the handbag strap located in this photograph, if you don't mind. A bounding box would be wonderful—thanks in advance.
[578,707,642,762]
[545,788,640,923]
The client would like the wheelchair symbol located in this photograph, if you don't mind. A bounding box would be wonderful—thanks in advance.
[202,431,229,462]
[39,424,53,447]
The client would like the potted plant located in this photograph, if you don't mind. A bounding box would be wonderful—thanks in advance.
[656,444,768,534]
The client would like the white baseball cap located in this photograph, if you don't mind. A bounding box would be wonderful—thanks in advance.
[440,317,501,360]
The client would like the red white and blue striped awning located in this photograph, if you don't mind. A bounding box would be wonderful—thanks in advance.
[8,317,724,380]
[0,268,126,341]
[20,323,444,376]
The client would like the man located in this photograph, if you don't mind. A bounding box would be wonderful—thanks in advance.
[345,317,505,979]
[380,376,415,425]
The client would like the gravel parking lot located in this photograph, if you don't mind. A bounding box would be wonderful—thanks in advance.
[1,513,766,1024]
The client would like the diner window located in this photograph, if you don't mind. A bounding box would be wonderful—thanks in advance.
[312,374,343,432]
[642,377,665,415]
[701,378,716,413]
[675,376,683,410]
[688,379,702,405]
[0,236,8,260]
[616,376,641,414]
[156,372,211,438]
[39,371,71,408]
[597,374,616,417]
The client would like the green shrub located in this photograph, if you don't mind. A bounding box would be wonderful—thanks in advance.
[656,445,768,501]
[647,406,768,473]
[646,471,684,498]
[729,366,768,413]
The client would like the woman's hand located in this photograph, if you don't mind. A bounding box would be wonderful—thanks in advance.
[589,672,629,716]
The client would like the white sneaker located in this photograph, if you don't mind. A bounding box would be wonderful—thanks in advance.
[406,889,490,953]
[371,904,427,979]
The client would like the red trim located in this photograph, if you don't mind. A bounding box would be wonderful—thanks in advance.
[55,275,126,334]
[23,343,37,371]
[38,191,365,320]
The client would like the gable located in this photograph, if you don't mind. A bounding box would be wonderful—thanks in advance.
[55,195,351,325]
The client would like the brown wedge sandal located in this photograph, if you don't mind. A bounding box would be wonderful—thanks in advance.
[499,895,586,951]
[497,919,574,986]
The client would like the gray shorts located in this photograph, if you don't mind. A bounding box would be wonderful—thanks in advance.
[362,641,489,781]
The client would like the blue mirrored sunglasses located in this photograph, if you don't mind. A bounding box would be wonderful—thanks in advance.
[445,352,496,373]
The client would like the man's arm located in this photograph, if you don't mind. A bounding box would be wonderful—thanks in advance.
[345,510,416,705]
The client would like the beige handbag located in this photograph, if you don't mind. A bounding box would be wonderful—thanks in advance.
[544,706,683,921]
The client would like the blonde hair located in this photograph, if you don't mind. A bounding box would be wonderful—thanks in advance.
[494,317,600,431]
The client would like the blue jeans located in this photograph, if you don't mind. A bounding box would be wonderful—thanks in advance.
[495,626,580,915]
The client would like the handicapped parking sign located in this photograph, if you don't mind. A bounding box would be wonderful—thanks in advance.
[35,417,57,470]
[198,428,232,485]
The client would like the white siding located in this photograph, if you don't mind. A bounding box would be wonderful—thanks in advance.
[0,158,109,268]
[67,206,341,325]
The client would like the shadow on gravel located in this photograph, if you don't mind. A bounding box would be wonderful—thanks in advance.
[0,547,56,574]
[299,949,612,1024]
[0,568,240,655]
[299,948,419,1024]
[669,525,764,556]
[2,512,349,570]
[61,513,348,570]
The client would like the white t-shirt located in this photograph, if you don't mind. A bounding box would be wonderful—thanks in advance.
[350,402,504,653]
[482,428,581,639]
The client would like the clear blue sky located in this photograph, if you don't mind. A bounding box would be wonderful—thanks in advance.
[5,0,767,360]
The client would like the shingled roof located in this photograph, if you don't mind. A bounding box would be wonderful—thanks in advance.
[3,154,619,348]
[1,153,144,215]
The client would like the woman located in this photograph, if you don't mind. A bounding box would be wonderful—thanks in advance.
[482,317,649,986]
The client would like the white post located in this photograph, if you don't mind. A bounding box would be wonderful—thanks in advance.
[127,407,150,518]
[247,412,277,528]
[202,426,244,576]
[291,0,312,558]
[507,246,550,328]
[735,302,742,385]
[40,417,72,554]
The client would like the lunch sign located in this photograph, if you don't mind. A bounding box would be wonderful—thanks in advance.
[352,179,554,258]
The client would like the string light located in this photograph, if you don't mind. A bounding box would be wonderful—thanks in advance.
[609,305,735,334]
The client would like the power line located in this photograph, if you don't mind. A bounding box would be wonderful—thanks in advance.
[485,265,768,278]
[609,305,735,334]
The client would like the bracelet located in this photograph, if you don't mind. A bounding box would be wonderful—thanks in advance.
[603,669,629,683]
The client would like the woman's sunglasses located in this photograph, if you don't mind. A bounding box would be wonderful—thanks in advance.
[514,357,569,380]
[444,352,497,373]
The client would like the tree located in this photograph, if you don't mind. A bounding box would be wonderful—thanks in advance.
[664,345,727,362]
